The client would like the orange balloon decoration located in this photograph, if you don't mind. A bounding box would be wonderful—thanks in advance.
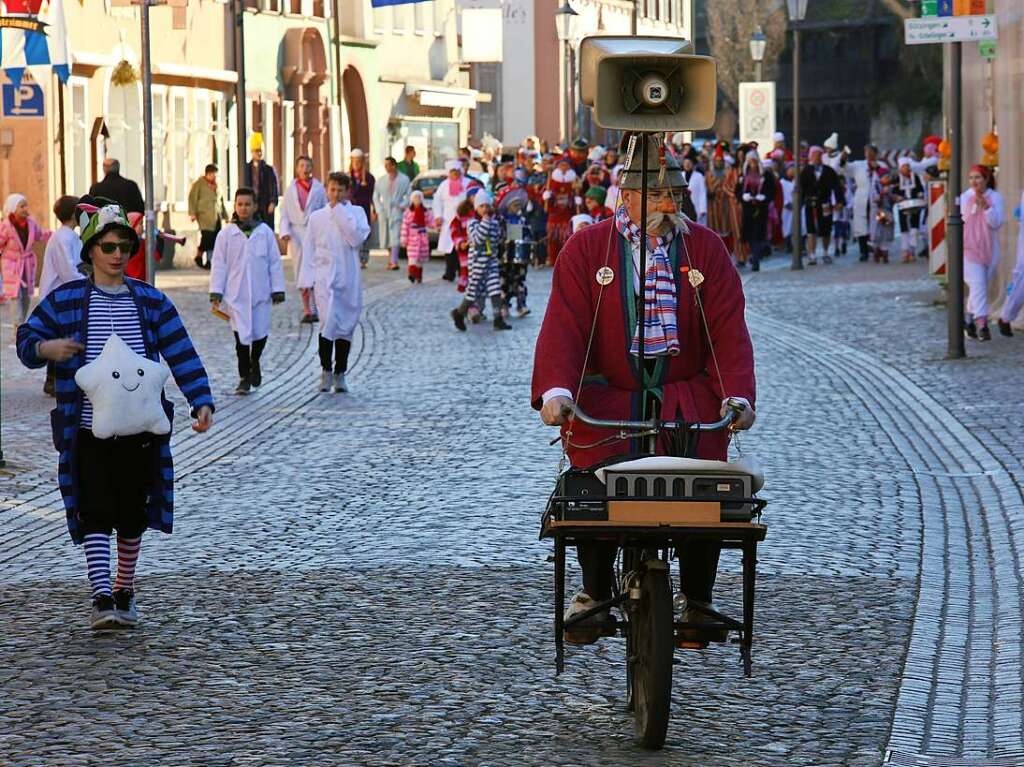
[981,132,999,154]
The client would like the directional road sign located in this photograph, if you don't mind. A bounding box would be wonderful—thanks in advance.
[904,14,997,45]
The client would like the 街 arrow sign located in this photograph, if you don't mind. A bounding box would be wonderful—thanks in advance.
[905,14,998,45]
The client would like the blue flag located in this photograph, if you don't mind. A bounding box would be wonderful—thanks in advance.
[371,0,432,6]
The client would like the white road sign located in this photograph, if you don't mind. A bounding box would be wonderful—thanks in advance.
[739,82,775,151]
[905,15,997,45]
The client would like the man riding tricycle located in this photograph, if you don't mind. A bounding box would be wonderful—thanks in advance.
[532,132,766,750]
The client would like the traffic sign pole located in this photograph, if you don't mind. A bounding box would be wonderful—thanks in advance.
[946,41,965,359]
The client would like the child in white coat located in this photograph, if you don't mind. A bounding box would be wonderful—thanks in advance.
[300,172,370,393]
[210,188,287,394]
[959,165,1004,342]
[39,195,84,396]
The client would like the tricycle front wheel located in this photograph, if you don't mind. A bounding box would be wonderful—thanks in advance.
[630,560,674,750]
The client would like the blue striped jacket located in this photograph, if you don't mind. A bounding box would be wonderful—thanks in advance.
[16,278,215,544]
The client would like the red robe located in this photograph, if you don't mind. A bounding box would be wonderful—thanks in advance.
[531,219,756,469]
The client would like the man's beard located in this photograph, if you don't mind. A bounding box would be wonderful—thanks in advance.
[645,211,686,235]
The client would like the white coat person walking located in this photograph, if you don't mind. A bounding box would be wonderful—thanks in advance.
[998,190,1024,337]
[279,155,327,323]
[840,143,883,261]
[432,160,469,281]
[210,187,287,395]
[373,156,412,271]
[299,172,370,393]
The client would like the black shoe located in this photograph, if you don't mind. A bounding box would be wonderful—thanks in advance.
[965,319,978,339]
[999,320,1013,337]
[250,361,262,388]
[194,254,205,269]
[235,378,252,395]
[451,308,467,332]
[751,263,760,272]
[112,589,139,627]
[300,313,315,324]
[979,325,991,342]
[493,316,513,331]
[90,595,118,630]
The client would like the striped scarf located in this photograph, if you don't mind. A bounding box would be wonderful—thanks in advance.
[614,205,680,358]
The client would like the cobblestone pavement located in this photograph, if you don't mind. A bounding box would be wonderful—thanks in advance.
[0,250,1020,765]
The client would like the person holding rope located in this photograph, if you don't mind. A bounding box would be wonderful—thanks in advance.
[531,133,756,647]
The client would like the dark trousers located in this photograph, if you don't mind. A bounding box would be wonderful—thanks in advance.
[76,430,155,538]
[578,539,721,604]
[318,335,351,374]
[234,333,267,379]
[444,249,459,281]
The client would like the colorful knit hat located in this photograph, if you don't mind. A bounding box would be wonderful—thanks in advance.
[77,196,140,263]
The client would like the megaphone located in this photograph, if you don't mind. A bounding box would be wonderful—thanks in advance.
[579,36,717,132]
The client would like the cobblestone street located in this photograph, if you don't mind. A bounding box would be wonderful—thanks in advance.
[1,252,1022,766]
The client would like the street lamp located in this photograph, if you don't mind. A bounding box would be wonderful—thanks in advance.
[749,25,766,83]
[787,0,807,270]
[554,1,578,147]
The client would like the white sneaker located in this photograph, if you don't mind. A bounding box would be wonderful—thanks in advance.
[319,370,331,392]
[333,373,348,393]
[563,590,614,645]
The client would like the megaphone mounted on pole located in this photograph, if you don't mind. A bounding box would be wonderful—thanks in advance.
[579,36,717,132]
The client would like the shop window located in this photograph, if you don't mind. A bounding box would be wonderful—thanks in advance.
[392,5,406,32]
[151,87,167,205]
[69,80,89,196]
[171,92,188,203]
[413,1,426,33]
[388,120,459,172]
[373,5,388,34]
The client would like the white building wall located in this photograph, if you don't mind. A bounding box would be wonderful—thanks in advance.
[501,0,535,145]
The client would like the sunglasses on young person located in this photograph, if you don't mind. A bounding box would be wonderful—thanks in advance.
[98,240,135,255]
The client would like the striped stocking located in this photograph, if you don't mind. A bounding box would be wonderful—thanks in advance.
[83,533,111,598]
[113,535,142,592]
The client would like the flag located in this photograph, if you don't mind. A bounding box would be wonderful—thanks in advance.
[370,0,432,7]
[0,0,72,86]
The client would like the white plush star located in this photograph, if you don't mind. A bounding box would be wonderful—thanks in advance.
[75,334,172,439]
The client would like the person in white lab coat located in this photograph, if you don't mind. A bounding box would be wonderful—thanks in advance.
[998,190,1024,337]
[210,188,287,395]
[279,155,327,323]
[840,144,884,261]
[959,164,1004,342]
[681,155,707,225]
[299,172,370,394]
[39,195,84,396]
[372,156,412,271]
[432,159,468,281]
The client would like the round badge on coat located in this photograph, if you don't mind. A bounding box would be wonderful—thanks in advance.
[596,266,615,286]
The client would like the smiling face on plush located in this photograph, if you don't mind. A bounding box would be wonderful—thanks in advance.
[74,334,171,439]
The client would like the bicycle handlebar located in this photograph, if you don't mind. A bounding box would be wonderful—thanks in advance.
[560,398,746,433]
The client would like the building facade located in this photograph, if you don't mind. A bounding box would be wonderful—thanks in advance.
[0,0,235,236]
[337,0,486,174]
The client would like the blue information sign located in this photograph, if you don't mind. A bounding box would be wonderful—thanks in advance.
[2,82,44,117]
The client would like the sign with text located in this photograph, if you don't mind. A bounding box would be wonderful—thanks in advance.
[904,15,997,45]
[738,81,775,150]
[1,82,43,117]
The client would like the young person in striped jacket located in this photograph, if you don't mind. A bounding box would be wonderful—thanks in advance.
[450,191,512,332]
[16,197,215,630]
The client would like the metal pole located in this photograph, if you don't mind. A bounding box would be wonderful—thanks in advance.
[631,0,638,35]
[562,41,570,146]
[946,41,965,359]
[638,135,652,453]
[140,0,157,285]
[234,0,247,184]
[790,25,802,270]
[755,60,763,83]
[57,75,67,195]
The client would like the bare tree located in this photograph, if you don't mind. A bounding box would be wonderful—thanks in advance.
[706,0,788,133]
